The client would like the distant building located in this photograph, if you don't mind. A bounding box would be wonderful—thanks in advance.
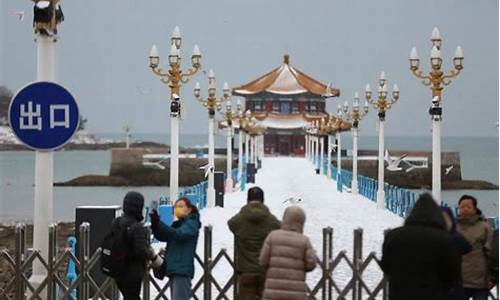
[233,55,340,156]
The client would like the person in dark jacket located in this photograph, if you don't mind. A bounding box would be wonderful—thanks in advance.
[150,197,201,300]
[442,206,473,300]
[228,186,281,300]
[380,193,461,300]
[114,191,163,300]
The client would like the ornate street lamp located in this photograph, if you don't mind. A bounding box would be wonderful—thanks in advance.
[218,94,235,192]
[194,71,229,207]
[343,92,369,194]
[365,72,400,209]
[235,101,246,190]
[149,26,202,202]
[409,27,464,204]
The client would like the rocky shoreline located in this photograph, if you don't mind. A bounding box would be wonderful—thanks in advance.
[54,172,498,190]
[55,157,236,187]
[0,141,169,151]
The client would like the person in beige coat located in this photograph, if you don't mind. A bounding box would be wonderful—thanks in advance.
[259,206,317,300]
[456,194,493,300]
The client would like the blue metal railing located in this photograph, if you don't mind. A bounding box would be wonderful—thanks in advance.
[323,163,499,229]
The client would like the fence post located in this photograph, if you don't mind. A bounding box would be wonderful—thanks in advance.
[353,228,363,300]
[382,229,390,300]
[233,238,238,299]
[142,225,152,300]
[78,223,90,300]
[47,224,57,300]
[322,228,328,300]
[329,228,333,299]
[203,226,212,300]
[14,223,26,300]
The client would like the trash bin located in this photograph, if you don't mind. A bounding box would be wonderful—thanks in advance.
[247,163,256,183]
[75,205,121,296]
[214,171,225,207]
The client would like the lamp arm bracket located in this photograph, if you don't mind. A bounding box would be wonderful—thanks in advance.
[160,76,171,84]
[181,67,200,83]
[442,69,461,86]
[411,69,432,86]
[152,67,169,78]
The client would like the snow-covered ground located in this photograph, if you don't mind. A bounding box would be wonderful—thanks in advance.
[152,157,403,298]
[0,125,20,144]
[0,126,113,145]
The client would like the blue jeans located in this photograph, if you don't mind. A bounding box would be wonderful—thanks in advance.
[170,275,192,300]
[464,288,489,300]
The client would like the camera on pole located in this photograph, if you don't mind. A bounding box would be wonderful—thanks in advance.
[33,0,64,36]
[170,94,180,117]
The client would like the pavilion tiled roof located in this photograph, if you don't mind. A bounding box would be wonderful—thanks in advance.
[232,55,340,97]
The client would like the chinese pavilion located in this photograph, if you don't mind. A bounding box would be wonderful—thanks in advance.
[232,55,340,156]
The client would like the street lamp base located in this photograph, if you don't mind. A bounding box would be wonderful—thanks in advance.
[225,178,234,193]
[207,187,216,208]
[376,190,385,209]
[352,180,359,195]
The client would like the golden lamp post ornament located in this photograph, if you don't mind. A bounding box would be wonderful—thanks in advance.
[365,72,400,209]
[245,114,266,168]
[342,93,370,194]
[194,70,231,207]
[409,27,464,204]
[148,26,202,203]
[330,105,351,187]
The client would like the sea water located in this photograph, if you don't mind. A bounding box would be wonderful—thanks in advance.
[0,135,497,222]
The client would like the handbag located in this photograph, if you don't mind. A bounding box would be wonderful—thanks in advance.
[152,248,167,280]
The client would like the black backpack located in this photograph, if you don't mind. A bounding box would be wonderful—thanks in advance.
[100,218,133,278]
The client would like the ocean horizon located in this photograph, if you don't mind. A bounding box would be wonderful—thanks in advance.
[0,135,497,223]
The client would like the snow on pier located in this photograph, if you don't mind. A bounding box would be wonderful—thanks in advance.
[188,157,403,295]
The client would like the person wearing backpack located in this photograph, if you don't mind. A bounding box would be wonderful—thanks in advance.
[101,191,163,300]
[150,197,201,300]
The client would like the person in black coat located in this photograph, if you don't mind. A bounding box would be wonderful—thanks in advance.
[442,206,473,300]
[114,191,162,300]
[380,193,461,300]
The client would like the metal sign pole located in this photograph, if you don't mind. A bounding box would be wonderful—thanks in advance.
[32,34,56,285]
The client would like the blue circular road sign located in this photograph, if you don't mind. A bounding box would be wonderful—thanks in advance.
[8,81,80,151]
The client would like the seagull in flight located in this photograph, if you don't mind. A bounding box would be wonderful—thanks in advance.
[445,165,454,176]
[136,86,151,95]
[13,11,25,21]
[385,150,408,171]
[199,164,214,178]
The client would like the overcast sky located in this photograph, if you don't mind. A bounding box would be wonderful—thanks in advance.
[0,0,498,136]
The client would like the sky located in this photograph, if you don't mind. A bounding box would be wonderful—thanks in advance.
[0,0,498,136]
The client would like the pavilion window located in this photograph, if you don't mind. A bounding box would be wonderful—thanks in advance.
[247,101,254,111]
[310,102,317,113]
[255,101,263,112]
[273,102,280,113]
[292,102,299,113]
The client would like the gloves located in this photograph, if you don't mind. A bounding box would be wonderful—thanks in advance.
[150,209,160,229]
[151,254,164,269]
